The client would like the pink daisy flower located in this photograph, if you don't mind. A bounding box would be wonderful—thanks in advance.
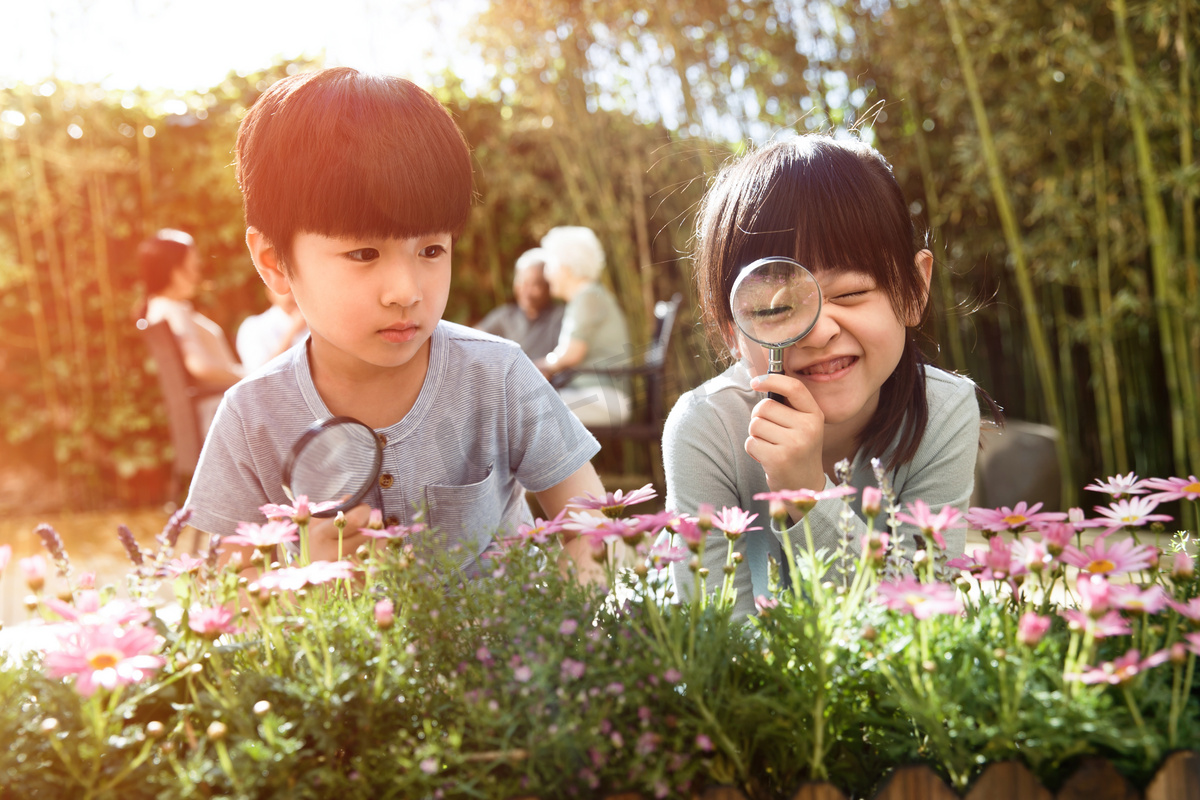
[44,623,165,696]
[1143,475,1200,503]
[20,555,47,591]
[188,605,241,639]
[260,495,340,523]
[980,537,1027,582]
[966,501,1066,533]
[946,547,986,575]
[1090,497,1173,533]
[1071,648,1169,685]
[670,516,707,553]
[362,522,424,542]
[1084,472,1148,498]
[1017,612,1051,646]
[647,541,689,569]
[255,560,355,592]
[43,590,151,629]
[896,500,965,549]
[875,576,962,619]
[1011,536,1053,574]
[1032,521,1077,555]
[1169,598,1200,620]
[1061,537,1156,576]
[1076,574,1112,617]
[162,553,206,578]
[753,486,856,507]
[1183,632,1200,656]
[225,520,300,550]
[571,484,658,518]
[711,507,761,540]
[1108,583,1170,615]
[1059,608,1132,639]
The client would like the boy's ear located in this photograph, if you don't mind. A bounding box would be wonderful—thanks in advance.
[908,249,934,326]
[246,228,291,295]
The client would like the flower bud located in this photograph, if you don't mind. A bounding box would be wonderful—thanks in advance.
[365,508,384,530]
[633,564,649,579]
[769,499,789,524]
[723,565,736,576]
[375,598,395,630]
[77,572,95,590]
[206,721,228,741]
[698,567,709,579]
[1173,551,1196,580]
[39,718,59,735]
[862,625,877,641]
[23,595,39,612]
[1171,643,1188,665]
[253,701,271,717]
[731,551,744,564]
[146,721,166,739]
[696,504,713,532]
[688,557,701,573]
[862,487,882,517]
[20,556,46,592]
[922,660,936,673]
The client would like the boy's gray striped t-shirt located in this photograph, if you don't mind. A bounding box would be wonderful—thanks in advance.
[185,321,600,570]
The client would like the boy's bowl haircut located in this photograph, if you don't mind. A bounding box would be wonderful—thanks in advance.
[235,67,474,266]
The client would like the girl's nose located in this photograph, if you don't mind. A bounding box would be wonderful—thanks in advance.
[798,307,840,349]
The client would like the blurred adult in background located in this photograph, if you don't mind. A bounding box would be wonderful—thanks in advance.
[236,285,308,371]
[138,228,244,432]
[535,226,632,426]
[475,247,564,361]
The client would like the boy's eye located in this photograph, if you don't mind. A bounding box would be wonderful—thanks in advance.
[347,248,380,262]
[420,244,448,259]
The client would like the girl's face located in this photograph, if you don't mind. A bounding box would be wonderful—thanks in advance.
[737,251,931,437]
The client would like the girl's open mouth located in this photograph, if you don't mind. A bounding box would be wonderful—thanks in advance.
[798,355,857,377]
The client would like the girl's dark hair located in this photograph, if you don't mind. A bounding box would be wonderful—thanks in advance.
[137,228,195,296]
[235,67,474,268]
[694,135,931,470]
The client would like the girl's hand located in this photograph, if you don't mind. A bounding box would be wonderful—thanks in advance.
[745,373,826,495]
[307,504,372,562]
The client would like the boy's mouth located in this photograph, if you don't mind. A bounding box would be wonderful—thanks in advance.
[379,323,419,344]
[798,356,857,376]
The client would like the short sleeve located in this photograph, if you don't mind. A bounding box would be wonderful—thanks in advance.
[502,352,600,492]
[184,400,275,538]
[560,289,607,345]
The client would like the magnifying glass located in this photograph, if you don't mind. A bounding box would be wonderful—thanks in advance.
[281,416,384,518]
[730,256,823,403]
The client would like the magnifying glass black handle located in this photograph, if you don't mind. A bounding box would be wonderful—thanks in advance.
[768,390,785,404]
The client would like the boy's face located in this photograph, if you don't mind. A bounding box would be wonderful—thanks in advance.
[252,230,452,376]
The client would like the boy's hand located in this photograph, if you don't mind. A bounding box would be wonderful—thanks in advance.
[745,373,826,497]
[306,504,373,562]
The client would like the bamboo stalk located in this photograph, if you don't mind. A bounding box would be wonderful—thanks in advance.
[939,0,1074,505]
[1174,0,1200,480]
[1092,128,1129,474]
[62,171,93,420]
[1078,269,1115,476]
[87,174,123,407]
[20,93,74,376]
[1,124,63,488]
[902,86,967,373]
[1112,0,1196,481]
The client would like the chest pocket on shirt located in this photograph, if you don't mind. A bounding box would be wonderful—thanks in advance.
[423,464,502,571]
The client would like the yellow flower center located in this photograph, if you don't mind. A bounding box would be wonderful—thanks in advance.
[1003,514,1028,526]
[1184,481,1200,494]
[87,648,123,670]
[1087,559,1116,574]
[905,594,928,606]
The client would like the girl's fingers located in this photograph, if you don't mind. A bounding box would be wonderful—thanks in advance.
[749,373,821,415]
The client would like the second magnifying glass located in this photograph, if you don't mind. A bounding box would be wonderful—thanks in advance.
[730,256,823,404]
[281,416,384,518]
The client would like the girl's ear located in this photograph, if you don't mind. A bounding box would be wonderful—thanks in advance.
[907,249,934,326]
[246,228,290,296]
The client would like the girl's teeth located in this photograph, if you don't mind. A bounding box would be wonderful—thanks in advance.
[802,357,853,375]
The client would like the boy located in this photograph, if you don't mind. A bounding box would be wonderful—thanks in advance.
[185,68,606,579]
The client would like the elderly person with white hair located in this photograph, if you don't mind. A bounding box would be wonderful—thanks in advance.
[475,248,564,361]
[535,226,632,426]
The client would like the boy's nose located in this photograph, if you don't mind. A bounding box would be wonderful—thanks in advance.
[380,260,422,307]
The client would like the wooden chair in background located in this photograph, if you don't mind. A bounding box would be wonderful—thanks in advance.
[138,320,227,504]
[554,293,683,487]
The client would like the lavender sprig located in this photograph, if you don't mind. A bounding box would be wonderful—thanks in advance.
[35,524,71,577]
[117,524,146,566]
[156,507,193,551]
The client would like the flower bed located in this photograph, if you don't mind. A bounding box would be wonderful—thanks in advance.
[0,471,1198,798]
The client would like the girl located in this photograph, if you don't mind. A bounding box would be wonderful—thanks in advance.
[664,135,983,618]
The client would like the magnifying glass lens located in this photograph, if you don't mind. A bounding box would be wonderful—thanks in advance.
[730,257,822,348]
[282,417,383,517]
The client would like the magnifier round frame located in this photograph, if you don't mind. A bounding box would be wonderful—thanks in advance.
[729,255,823,348]
[281,415,384,518]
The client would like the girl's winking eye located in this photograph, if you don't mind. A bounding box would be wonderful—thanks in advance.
[346,248,380,262]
